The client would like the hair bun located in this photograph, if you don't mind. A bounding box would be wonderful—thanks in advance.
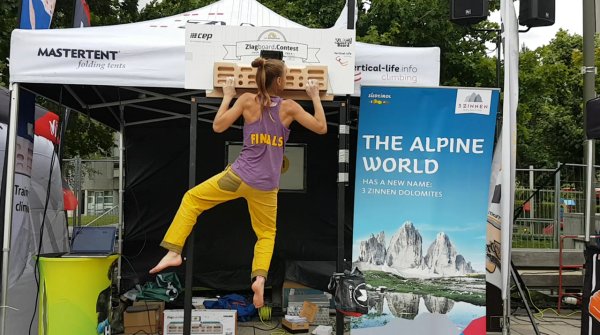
[251,57,265,68]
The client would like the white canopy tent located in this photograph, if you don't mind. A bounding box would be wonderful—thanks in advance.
[10,0,439,93]
[5,0,440,334]
[11,0,304,88]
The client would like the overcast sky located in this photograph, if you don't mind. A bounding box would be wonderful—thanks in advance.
[490,0,584,49]
[136,0,584,49]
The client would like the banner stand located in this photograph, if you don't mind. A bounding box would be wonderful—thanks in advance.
[510,262,540,335]
[353,85,498,334]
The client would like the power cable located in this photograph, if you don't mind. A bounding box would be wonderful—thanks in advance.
[28,90,63,335]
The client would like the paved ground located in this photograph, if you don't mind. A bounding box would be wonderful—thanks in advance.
[236,312,583,335]
[116,312,583,335]
[508,309,581,335]
[237,318,346,335]
[236,311,584,335]
[116,308,583,334]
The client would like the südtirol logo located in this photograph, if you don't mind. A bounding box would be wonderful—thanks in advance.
[368,92,391,105]
[455,89,492,115]
[37,47,126,71]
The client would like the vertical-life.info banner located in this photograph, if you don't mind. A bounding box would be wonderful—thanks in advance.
[352,86,499,335]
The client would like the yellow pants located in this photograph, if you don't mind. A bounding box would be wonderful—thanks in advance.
[160,167,278,280]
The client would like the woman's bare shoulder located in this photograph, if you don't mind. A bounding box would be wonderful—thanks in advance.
[280,99,301,112]
[238,92,258,103]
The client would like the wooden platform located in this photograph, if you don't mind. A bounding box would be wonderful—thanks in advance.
[512,248,585,269]
[513,248,585,288]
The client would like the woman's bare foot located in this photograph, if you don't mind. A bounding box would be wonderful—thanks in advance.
[251,276,266,308]
[149,251,182,274]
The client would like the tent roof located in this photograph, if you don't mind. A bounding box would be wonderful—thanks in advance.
[9,0,309,129]
[8,0,438,129]
[5,0,318,129]
[137,0,304,29]
[10,0,305,89]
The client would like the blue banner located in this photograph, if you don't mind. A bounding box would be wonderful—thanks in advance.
[19,0,56,30]
[352,86,499,335]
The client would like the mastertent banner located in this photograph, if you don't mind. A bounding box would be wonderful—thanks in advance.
[352,86,499,335]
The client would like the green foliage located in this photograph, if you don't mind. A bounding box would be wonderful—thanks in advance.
[518,30,586,167]
[357,0,499,87]
[0,0,19,87]
[62,113,116,158]
[0,0,140,158]
[259,0,345,28]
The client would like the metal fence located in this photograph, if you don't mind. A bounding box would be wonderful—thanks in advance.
[513,163,600,249]
[60,158,598,250]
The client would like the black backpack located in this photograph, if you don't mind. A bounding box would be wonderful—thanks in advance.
[328,268,368,317]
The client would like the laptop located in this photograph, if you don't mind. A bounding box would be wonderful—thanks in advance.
[62,226,117,258]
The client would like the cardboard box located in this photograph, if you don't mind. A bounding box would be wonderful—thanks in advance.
[282,301,316,334]
[163,309,237,335]
[124,301,165,335]
[281,318,310,334]
[283,281,333,308]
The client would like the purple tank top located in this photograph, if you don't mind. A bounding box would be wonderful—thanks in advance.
[231,97,290,191]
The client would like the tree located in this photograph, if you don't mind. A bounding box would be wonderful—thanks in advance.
[259,0,345,28]
[0,0,20,88]
[0,0,140,159]
[61,113,116,158]
[357,0,500,88]
[517,30,586,166]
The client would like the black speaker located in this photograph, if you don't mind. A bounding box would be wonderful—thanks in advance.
[586,97,600,139]
[519,0,555,27]
[450,0,489,25]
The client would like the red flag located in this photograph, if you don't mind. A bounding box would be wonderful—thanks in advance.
[34,111,59,144]
[62,176,78,211]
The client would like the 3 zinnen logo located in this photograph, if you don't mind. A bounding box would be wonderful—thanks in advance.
[457,93,489,110]
[455,90,492,115]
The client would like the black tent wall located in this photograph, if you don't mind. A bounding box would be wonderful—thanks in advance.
[11,84,357,293]
[122,112,356,292]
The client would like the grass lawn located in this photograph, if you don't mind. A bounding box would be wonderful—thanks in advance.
[67,215,118,226]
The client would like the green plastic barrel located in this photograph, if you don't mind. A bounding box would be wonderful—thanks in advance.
[37,254,118,335]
